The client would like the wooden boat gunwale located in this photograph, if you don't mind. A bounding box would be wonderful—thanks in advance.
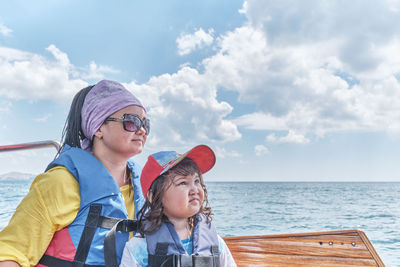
[223,229,385,266]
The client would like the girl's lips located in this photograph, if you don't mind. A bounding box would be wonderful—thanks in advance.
[189,198,200,204]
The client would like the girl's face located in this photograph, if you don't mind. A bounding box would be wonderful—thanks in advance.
[162,172,204,221]
[97,105,147,158]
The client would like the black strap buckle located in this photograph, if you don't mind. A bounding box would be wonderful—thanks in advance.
[104,219,139,267]
[119,219,138,232]
[173,254,193,267]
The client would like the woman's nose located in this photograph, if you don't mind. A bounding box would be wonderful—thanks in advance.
[135,126,146,136]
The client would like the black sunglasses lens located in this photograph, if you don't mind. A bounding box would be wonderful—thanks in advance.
[123,116,141,132]
[122,114,150,135]
[123,121,139,132]
[144,119,150,135]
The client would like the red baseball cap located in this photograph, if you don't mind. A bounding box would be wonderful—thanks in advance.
[140,145,216,198]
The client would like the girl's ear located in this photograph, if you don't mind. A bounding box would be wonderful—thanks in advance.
[147,191,153,203]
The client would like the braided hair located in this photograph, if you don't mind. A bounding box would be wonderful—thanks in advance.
[58,85,94,155]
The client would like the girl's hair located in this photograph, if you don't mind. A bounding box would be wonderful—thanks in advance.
[137,157,213,235]
[58,85,94,155]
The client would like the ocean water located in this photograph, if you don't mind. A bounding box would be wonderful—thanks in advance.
[207,182,400,266]
[1,180,399,266]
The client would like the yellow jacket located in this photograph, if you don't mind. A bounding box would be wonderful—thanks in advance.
[0,166,135,267]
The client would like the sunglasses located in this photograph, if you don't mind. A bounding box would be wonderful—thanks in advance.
[105,113,150,135]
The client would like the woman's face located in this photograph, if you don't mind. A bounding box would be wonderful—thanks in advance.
[96,105,147,158]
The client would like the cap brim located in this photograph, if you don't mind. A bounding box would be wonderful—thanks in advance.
[185,145,216,174]
[159,145,216,175]
[141,145,216,198]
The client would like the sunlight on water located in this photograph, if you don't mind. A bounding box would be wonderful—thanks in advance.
[0,179,32,227]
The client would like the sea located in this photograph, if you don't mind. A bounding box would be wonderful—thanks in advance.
[0,180,399,266]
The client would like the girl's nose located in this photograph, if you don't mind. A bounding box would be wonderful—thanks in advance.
[189,183,199,194]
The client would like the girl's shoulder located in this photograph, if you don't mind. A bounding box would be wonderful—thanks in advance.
[217,235,237,267]
[125,236,148,265]
[126,235,147,249]
[217,235,226,254]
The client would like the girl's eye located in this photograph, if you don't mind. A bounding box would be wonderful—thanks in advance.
[178,181,186,186]
[194,179,200,184]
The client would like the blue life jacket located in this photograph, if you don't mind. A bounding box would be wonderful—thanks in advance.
[37,145,144,267]
[146,213,220,267]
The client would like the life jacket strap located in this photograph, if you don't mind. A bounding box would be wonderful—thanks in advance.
[148,254,221,267]
[38,254,104,267]
[98,215,137,230]
[148,243,220,267]
[104,218,139,267]
[147,242,169,266]
[74,204,103,263]
[98,215,122,229]
[39,204,138,267]
[39,204,103,267]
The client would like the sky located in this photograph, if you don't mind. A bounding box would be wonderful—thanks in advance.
[1,0,400,181]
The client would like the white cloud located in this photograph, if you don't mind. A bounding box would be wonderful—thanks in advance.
[214,146,242,159]
[232,112,286,131]
[0,41,241,148]
[81,61,119,80]
[0,23,12,36]
[34,113,52,122]
[267,130,310,144]
[3,0,400,149]
[177,28,214,56]
[384,0,400,12]
[0,100,12,113]
[200,0,400,139]
[0,45,86,103]
[124,67,241,147]
[254,145,269,156]
[0,44,118,104]
[46,45,71,68]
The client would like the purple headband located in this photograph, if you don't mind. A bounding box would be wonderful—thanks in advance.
[81,80,145,150]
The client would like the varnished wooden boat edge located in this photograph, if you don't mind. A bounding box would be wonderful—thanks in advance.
[223,229,385,266]
[356,229,385,267]
[223,229,361,240]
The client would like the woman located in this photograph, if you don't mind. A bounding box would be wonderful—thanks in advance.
[0,80,148,267]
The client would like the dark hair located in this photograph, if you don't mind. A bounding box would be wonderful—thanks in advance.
[137,157,213,235]
[58,85,94,155]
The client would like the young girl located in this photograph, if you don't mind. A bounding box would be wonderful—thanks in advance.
[120,145,237,267]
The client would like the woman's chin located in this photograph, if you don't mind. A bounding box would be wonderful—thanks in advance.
[129,141,144,153]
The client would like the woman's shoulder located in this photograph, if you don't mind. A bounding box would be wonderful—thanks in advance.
[29,166,80,207]
[31,166,77,190]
